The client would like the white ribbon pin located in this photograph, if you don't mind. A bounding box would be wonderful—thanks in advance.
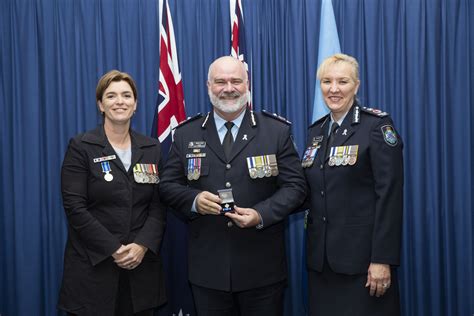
[242,134,248,141]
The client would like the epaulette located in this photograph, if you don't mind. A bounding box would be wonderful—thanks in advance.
[174,113,202,129]
[308,113,330,128]
[262,110,292,125]
[360,107,388,117]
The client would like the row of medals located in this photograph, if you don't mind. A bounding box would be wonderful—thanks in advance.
[133,163,159,183]
[328,145,359,167]
[187,158,201,181]
[246,155,279,179]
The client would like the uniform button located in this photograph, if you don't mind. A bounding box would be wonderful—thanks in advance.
[226,164,231,170]
[322,216,327,222]
[320,164,324,169]
[320,190,324,196]
[227,221,233,227]
[226,182,231,188]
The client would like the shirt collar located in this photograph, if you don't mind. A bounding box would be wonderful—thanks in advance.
[214,108,246,132]
[330,109,350,127]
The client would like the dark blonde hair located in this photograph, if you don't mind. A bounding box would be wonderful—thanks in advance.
[96,70,138,102]
[317,53,359,82]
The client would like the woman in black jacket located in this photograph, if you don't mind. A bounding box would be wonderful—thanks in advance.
[58,70,166,316]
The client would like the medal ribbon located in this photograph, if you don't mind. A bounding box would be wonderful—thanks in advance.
[101,161,111,173]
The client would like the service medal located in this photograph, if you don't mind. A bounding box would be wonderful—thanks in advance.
[246,157,256,179]
[187,159,194,180]
[142,172,150,184]
[335,147,344,166]
[152,164,160,183]
[250,168,257,179]
[264,166,272,177]
[341,146,349,166]
[263,156,272,177]
[328,147,336,166]
[133,164,143,183]
[272,168,279,176]
[193,158,201,180]
[348,145,359,165]
[101,161,113,182]
[255,156,265,178]
[104,172,113,182]
[268,154,279,176]
[349,156,357,165]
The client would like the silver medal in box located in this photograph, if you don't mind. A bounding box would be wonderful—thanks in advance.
[218,188,235,214]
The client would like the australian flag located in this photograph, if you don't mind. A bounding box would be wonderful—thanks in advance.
[153,1,194,315]
[230,0,252,107]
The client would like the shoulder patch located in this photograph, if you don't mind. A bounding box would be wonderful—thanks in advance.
[262,110,292,125]
[309,114,330,128]
[175,113,202,129]
[381,125,399,146]
[360,107,388,117]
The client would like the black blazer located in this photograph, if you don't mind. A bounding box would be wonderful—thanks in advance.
[160,110,307,291]
[58,126,166,315]
[304,103,403,275]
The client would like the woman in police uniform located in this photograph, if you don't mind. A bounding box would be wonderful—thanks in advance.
[303,54,403,315]
[58,70,166,315]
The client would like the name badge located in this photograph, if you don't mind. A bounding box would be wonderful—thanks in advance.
[188,141,206,149]
[93,155,116,163]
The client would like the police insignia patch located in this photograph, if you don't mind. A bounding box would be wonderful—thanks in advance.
[381,125,398,146]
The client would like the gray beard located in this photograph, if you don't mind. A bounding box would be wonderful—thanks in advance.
[209,91,248,114]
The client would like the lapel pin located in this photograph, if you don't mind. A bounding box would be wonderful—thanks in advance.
[342,129,347,136]
[242,134,248,141]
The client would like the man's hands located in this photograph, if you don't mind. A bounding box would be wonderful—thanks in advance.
[113,243,148,270]
[196,191,222,215]
[195,192,262,228]
[224,206,261,228]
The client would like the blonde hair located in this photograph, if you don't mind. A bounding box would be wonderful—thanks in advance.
[317,53,359,82]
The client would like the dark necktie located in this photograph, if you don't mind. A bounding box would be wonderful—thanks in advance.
[223,121,234,160]
[325,122,339,157]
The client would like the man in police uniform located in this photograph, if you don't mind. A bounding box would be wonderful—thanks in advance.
[160,56,307,315]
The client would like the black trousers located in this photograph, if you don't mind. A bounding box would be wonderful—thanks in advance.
[67,270,154,316]
[191,281,285,316]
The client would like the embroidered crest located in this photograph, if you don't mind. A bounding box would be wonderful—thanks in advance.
[381,125,398,146]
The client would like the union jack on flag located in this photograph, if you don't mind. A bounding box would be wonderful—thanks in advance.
[230,0,252,107]
[154,0,186,144]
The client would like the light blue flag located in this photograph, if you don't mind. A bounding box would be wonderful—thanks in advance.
[312,0,341,122]
[303,1,341,313]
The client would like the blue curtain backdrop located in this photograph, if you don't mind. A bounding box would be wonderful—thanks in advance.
[1,0,473,315]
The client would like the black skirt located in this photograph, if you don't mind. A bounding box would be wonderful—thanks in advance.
[308,262,400,316]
